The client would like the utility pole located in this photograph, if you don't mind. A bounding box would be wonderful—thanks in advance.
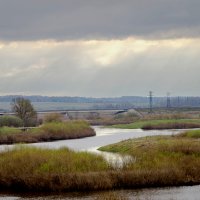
[149,91,153,113]
[177,96,180,107]
[167,92,171,108]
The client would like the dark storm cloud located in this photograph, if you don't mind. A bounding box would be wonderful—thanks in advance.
[0,0,200,41]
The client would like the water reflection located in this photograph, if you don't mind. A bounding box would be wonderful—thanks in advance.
[88,147,134,168]
[1,185,200,200]
[0,126,183,152]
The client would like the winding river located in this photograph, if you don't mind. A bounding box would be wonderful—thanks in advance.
[0,126,199,200]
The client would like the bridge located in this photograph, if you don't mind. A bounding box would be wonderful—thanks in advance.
[37,109,127,120]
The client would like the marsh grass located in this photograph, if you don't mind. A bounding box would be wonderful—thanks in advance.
[0,146,114,192]
[1,134,200,192]
[142,122,200,130]
[1,128,200,192]
[99,135,200,188]
[0,146,109,174]
[112,119,200,129]
[0,121,95,144]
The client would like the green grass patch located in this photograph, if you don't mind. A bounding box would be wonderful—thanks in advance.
[180,129,200,138]
[111,119,200,129]
[99,135,200,156]
[0,127,21,135]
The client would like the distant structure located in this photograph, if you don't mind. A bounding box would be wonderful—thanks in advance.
[149,91,153,113]
[177,96,180,107]
[167,92,171,108]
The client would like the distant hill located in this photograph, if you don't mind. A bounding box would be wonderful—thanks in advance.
[0,95,149,103]
[0,95,199,109]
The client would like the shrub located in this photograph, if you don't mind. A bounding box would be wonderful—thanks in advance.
[0,115,23,127]
[44,113,63,123]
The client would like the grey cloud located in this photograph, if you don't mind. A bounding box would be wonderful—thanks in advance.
[0,0,200,41]
[0,40,200,96]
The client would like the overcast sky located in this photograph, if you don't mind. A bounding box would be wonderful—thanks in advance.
[0,0,199,97]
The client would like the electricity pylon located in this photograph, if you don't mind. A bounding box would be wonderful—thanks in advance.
[149,91,153,113]
[167,92,171,108]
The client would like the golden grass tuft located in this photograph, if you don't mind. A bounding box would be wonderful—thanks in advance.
[95,192,128,200]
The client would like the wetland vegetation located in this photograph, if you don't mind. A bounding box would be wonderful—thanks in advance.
[112,118,200,130]
[0,121,95,144]
[99,131,200,188]
[0,128,200,193]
